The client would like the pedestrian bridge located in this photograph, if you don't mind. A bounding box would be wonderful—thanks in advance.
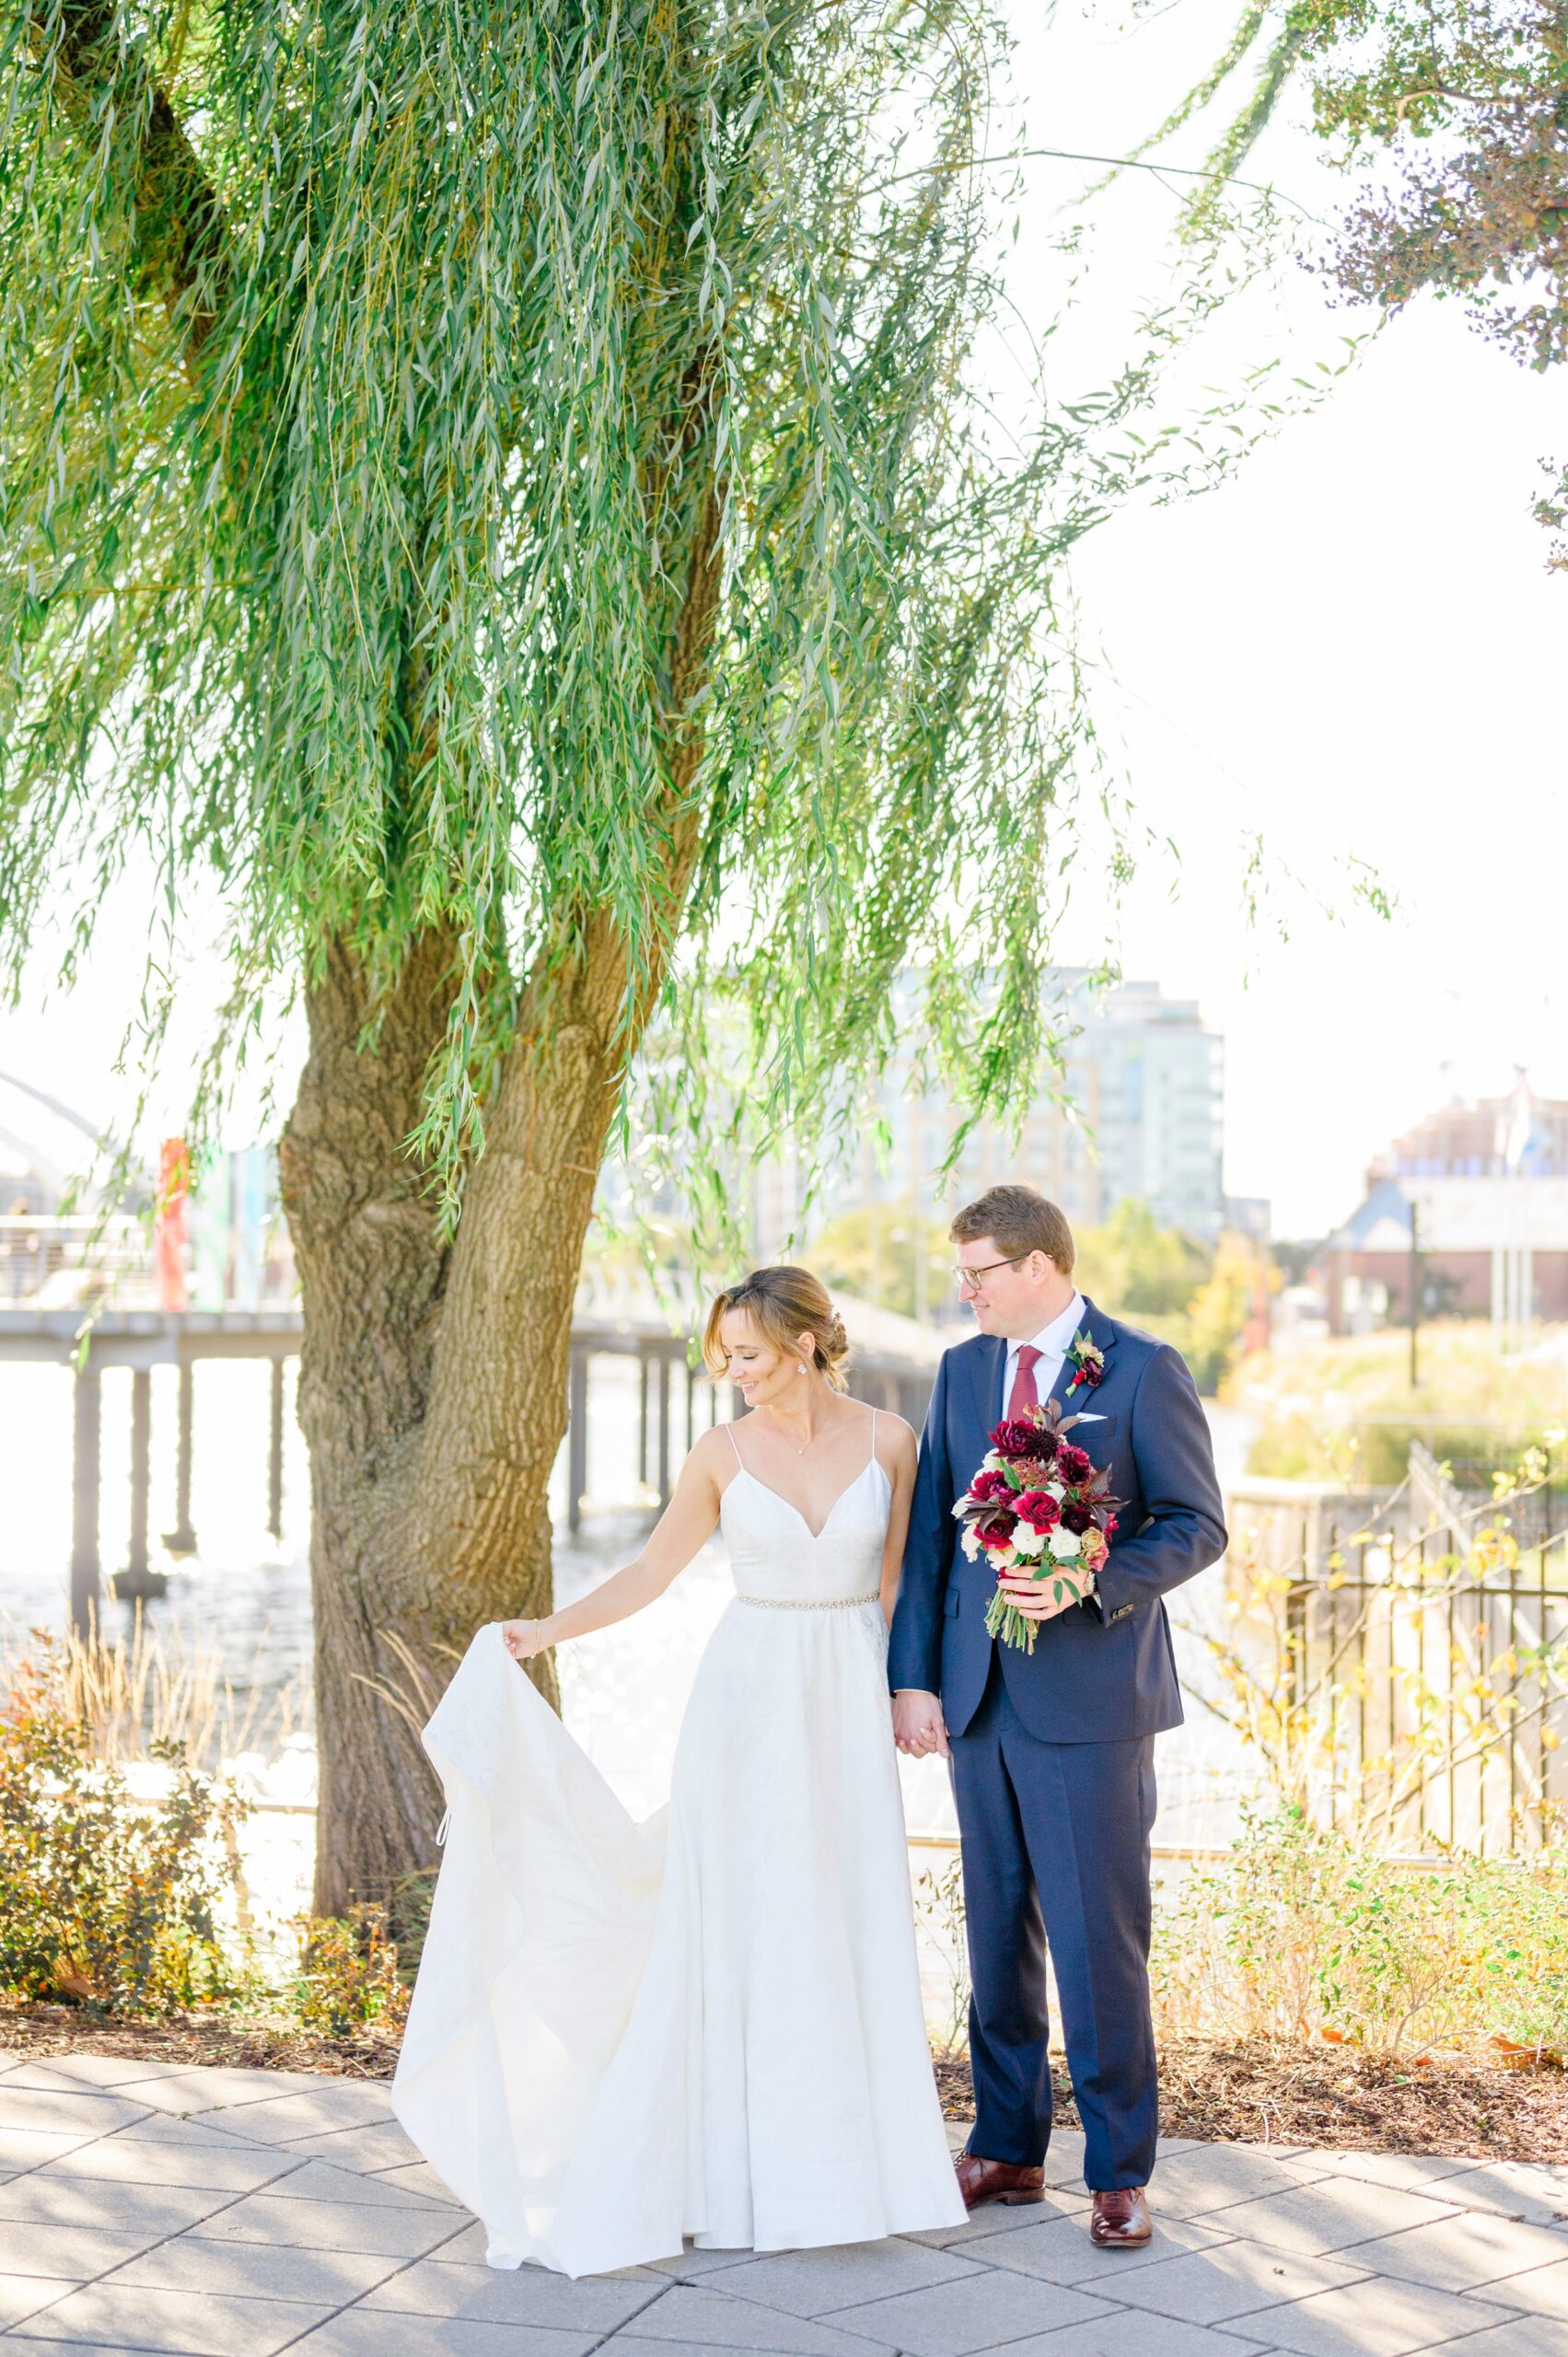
[0,1293,947,1631]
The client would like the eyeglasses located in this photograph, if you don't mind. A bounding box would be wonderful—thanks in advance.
[952,1255,1028,1292]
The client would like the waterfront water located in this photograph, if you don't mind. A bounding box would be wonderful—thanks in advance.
[0,1358,1263,1948]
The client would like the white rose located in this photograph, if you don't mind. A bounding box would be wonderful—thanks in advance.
[1009,1523,1046,1558]
[960,1526,981,1561]
[1047,1480,1065,1503]
[1048,1526,1081,1560]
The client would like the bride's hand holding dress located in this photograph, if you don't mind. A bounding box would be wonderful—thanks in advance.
[494,1423,776,1666]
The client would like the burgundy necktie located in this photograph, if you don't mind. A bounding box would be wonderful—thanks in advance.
[1006,1343,1042,1422]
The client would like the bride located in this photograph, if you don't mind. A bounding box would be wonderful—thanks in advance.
[392,1263,965,2278]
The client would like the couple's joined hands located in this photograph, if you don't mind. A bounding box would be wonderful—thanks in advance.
[892,1689,948,1759]
[893,1569,1093,1761]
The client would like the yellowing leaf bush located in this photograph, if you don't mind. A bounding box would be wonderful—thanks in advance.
[1153,1806,1568,2058]
[290,1906,410,2039]
[0,1638,247,2015]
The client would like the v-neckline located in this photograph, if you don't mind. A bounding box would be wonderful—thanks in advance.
[734,1457,881,1543]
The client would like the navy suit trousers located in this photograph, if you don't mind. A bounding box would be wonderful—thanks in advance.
[949,1655,1158,2189]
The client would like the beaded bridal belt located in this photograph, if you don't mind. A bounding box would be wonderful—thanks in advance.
[736,1591,882,1611]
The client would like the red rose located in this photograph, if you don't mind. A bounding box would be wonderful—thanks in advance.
[1013,1489,1062,1534]
[978,1514,1016,1547]
[1054,1442,1092,1484]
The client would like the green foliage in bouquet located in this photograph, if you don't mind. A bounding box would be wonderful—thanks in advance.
[0,1638,247,2015]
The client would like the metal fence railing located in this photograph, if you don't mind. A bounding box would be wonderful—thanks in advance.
[1218,1466,1568,1854]
[0,1215,151,1305]
[1284,1517,1568,1852]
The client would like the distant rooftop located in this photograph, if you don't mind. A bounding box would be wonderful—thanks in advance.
[1331,1172,1568,1256]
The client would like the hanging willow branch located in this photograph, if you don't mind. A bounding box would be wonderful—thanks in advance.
[2,1,1241,1222]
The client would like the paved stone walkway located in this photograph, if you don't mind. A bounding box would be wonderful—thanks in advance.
[2,2054,1566,2356]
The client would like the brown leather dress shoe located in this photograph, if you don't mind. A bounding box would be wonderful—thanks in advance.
[1090,2186,1152,2247]
[955,2152,1045,2212]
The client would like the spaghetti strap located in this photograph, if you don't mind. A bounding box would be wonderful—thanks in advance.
[725,1420,744,1469]
[868,1406,877,1469]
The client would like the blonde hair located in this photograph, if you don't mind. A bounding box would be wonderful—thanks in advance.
[950,1182,1075,1275]
[702,1265,851,1391]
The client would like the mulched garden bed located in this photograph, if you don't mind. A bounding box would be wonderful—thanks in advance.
[7,2004,1566,2169]
[935,2038,1568,2167]
[0,2003,401,2083]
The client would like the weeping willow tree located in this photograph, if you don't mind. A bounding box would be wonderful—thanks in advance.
[4,1,1208,1912]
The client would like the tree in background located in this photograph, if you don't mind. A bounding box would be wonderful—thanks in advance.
[1148,2,1568,392]
[1183,1229,1259,1392]
[2,4,1225,1913]
[1072,1199,1257,1392]
[1074,1197,1212,1322]
[811,1199,953,1326]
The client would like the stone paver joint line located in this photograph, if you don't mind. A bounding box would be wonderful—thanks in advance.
[1,2057,1563,2354]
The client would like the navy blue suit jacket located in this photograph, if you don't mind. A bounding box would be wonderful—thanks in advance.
[887,1298,1226,1742]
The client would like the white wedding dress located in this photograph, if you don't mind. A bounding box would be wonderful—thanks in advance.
[391,1413,965,2278]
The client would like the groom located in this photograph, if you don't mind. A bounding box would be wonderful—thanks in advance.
[889,1183,1225,2247]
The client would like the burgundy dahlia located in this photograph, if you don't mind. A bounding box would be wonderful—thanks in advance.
[990,1417,1059,1461]
[969,1467,1012,1504]
[1054,1442,1093,1484]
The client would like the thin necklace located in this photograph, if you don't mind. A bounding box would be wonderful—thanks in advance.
[768,1408,814,1455]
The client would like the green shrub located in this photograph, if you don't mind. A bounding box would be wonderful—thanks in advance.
[1245,1421,1528,1486]
[1233,1321,1568,1485]
[1151,1805,1340,2044]
[1152,1805,1568,2057]
[290,1905,410,2038]
[0,1638,247,2015]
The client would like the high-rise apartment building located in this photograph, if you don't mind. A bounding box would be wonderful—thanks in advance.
[752,970,1226,1258]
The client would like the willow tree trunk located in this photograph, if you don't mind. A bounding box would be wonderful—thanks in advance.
[279,487,722,1922]
[279,932,635,1918]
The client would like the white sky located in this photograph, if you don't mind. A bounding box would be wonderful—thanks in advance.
[2,3,1562,1239]
[1008,2,1568,1233]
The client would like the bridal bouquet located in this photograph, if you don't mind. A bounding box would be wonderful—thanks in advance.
[953,1403,1121,1654]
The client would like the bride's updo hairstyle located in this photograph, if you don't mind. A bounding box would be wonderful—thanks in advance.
[702,1265,852,1393]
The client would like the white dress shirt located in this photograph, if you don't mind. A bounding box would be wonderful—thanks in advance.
[1001,1292,1086,1420]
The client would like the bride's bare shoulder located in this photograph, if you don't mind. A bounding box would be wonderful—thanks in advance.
[866,1406,918,1471]
[685,1422,741,1480]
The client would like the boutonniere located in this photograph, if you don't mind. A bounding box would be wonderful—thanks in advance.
[1064,1329,1105,1394]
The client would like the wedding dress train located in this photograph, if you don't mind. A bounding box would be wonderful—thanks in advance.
[391,1415,965,2277]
